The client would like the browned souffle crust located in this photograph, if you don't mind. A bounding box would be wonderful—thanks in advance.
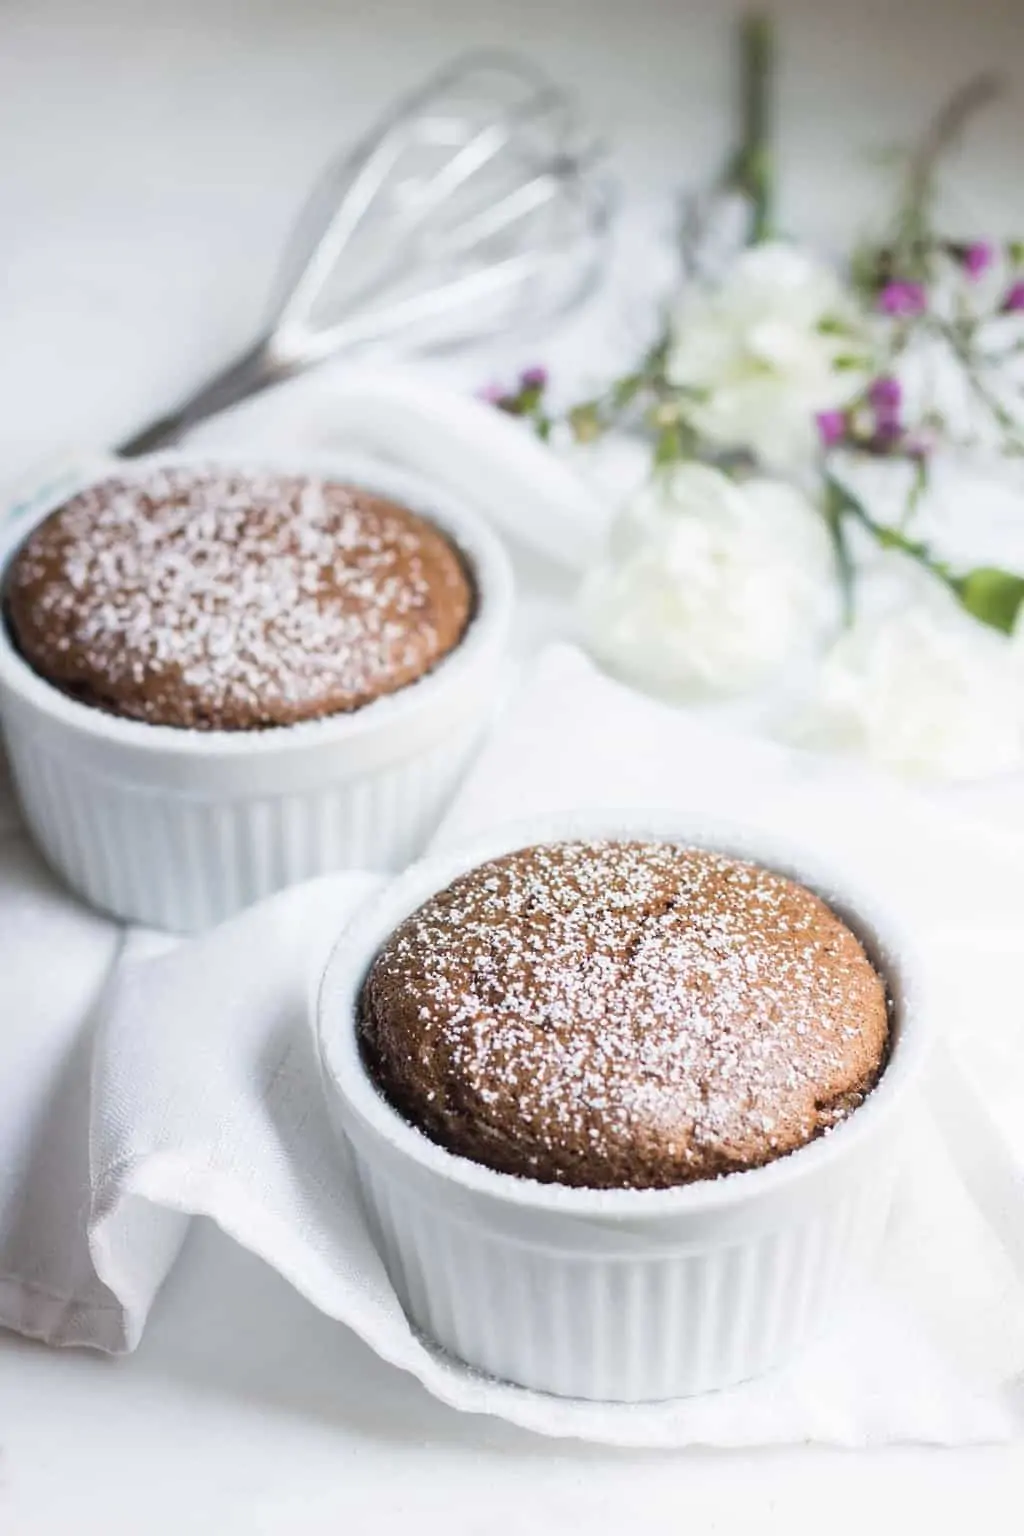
[3,467,473,730]
[359,840,891,1190]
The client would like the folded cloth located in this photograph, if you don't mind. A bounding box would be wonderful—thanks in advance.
[2,643,1024,1448]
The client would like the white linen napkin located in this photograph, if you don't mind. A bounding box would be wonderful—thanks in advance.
[3,641,1024,1447]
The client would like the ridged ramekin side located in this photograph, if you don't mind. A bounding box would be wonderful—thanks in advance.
[2,718,483,930]
[348,1130,898,1402]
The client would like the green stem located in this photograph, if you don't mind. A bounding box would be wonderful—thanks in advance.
[822,475,856,624]
[565,328,675,445]
[893,72,1002,277]
[901,454,930,530]
[931,316,1024,455]
[729,13,774,243]
[825,470,1024,634]
[825,469,953,587]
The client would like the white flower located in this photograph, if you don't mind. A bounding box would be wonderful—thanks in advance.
[579,463,838,699]
[795,576,1024,780]
[667,243,867,471]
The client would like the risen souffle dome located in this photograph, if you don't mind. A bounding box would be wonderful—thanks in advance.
[4,467,473,730]
[359,840,890,1190]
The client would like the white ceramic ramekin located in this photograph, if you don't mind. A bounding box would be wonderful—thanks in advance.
[318,811,927,1403]
[0,450,513,931]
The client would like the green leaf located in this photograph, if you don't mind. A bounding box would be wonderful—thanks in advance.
[952,567,1024,634]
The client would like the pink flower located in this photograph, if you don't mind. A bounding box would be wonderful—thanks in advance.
[1002,281,1024,313]
[962,241,994,279]
[868,376,902,419]
[863,377,903,451]
[815,409,846,448]
[873,420,904,451]
[878,281,927,317]
[519,365,548,390]
[478,383,506,405]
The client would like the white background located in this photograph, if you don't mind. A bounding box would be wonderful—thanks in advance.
[2,2,1024,1530]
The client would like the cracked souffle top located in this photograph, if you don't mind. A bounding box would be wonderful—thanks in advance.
[359,840,890,1190]
[4,467,473,730]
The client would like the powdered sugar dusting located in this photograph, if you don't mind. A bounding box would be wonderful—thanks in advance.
[5,467,472,730]
[361,840,890,1189]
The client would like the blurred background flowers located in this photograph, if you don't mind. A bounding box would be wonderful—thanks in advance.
[487,15,1024,779]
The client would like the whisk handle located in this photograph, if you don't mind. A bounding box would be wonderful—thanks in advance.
[116,341,298,458]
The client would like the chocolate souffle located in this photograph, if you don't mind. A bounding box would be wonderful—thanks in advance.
[359,840,890,1190]
[4,467,473,730]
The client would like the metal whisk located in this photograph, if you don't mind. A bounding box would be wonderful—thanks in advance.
[118,52,611,457]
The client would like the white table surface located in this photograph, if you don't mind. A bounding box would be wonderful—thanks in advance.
[2,2,1024,1530]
